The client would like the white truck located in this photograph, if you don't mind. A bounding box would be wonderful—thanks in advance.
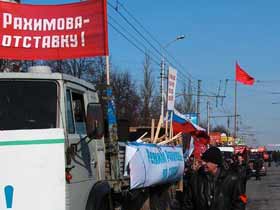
[0,66,183,210]
[0,66,128,210]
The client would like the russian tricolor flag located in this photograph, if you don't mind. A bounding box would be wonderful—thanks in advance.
[170,109,209,145]
[171,109,205,133]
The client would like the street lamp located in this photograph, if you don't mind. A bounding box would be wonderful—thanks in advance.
[164,35,185,48]
[160,35,185,117]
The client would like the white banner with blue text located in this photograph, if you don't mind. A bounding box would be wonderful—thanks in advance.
[125,142,184,189]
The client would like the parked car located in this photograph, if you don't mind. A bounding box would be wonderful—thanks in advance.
[248,152,267,176]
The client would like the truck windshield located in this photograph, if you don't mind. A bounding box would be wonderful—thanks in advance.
[0,81,57,130]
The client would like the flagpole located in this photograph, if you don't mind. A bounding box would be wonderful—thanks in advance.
[234,79,238,142]
[234,62,255,143]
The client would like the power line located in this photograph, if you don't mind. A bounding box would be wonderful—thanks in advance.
[108,21,161,66]
[108,19,202,96]
[256,80,280,83]
[117,7,215,96]
[108,14,161,62]
[109,1,236,115]
[108,2,163,60]
[108,1,216,95]
[109,1,196,79]
[108,18,199,92]
[109,15,196,89]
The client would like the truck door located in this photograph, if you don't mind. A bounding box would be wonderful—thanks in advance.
[65,83,103,210]
[65,88,97,182]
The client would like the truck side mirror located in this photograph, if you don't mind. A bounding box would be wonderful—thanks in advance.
[86,103,104,139]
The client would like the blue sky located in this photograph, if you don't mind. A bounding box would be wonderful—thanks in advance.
[22,0,280,148]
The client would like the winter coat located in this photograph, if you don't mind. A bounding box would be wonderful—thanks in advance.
[232,162,251,181]
[182,167,246,210]
[253,158,263,171]
[231,163,251,193]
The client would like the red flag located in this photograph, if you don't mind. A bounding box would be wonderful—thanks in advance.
[235,62,255,85]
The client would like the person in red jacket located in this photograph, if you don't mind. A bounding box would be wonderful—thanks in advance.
[183,147,247,210]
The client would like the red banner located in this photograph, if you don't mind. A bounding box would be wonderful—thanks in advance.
[193,137,207,159]
[0,0,108,60]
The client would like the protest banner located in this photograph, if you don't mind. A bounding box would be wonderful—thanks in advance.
[0,0,108,60]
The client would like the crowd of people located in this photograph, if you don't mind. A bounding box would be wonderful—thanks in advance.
[173,146,266,210]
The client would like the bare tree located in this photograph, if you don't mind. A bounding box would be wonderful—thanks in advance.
[44,57,108,98]
[111,70,141,126]
[45,58,95,78]
[176,79,196,113]
[0,59,33,72]
[0,59,9,72]
[86,57,107,85]
[150,94,161,119]
[86,57,108,114]
[140,53,154,125]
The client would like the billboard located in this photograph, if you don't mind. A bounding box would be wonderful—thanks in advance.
[167,67,177,111]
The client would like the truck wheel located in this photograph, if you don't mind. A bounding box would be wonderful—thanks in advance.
[86,182,112,210]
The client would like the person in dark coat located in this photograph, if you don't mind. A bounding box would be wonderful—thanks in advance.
[231,154,251,193]
[182,147,246,210]
[253,157,262,180]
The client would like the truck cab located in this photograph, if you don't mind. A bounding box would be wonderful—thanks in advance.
[0,66,107,210]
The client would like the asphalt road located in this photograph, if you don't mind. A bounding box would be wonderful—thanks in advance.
[246,164,280,210]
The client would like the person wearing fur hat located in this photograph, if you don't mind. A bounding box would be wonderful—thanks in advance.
[182,146,247,210]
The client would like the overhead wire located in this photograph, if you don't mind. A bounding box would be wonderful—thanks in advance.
[108,14,162,64]
[109,2,194,75]
[107,0,216,94]
[108,21,161,66]
[108,18,196,90]
[108,2,163,60]
[108,18,199,95]
[112,1,222,97]
[108,0,243,122]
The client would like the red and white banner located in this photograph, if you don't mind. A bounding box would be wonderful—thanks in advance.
[167,66,177,111]
[0,0,108,60]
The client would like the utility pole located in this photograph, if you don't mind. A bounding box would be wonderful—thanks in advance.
[207,100,210,134]
[105,56,120,179]
[234,80,238,139]
[196,80,201,125]
[221,79,229,105]
[160,35,185,118]
[227,116,230,136]
[160,58,165,117]
[176,82,226,129]
[216,80,222,107]
[209,114,240,136]
[176,90,225,127]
